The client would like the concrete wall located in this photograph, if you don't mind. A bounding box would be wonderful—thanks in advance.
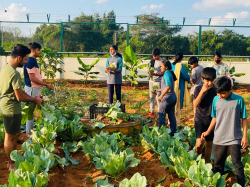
[1,57,250,84]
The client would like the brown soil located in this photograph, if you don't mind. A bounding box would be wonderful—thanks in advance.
[1,83,250,187]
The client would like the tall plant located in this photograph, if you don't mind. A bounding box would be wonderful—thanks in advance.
[74,57,100,84]
[122,45,148,87]
[37,47,64,79]
[229,62,245,85]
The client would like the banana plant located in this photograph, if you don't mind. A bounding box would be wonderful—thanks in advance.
[74,57,100,84]
[122,45,148,87]
[229,61,245,85]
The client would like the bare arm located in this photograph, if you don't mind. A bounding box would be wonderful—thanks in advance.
[14,88,43,104]
[190,78,196,84]
[158,86,171,103]
[201,118,216,140]
[241,118,248,149]
[29,73,54,90]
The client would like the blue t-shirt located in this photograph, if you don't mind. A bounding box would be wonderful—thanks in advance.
[106,56,123,84]
[23,57,39,87]
[161,70,175,97]
[211,92,247,145]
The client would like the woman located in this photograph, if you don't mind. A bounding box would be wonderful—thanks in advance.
[105,45,123,104]
[211,51,229,78]
[171,52,190,125]
[157,60,177,136]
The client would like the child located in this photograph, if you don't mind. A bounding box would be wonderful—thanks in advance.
[201,77,248,186]
[193,67,216,163]
[24,42,54,135]
[148,48,163,117]
[157,60,177,136]
[188,56,204,96]
[105,45,123,104]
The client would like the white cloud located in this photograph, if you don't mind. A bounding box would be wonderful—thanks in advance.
[225,11,249,19]
[193,0,250,11]
[1,3,29,21]
[195,11,249,25]
[95,0,108,4]
[141,4,164,11]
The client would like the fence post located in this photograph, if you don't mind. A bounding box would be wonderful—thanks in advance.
[60,22,63,52]
[126,24,129,47]
[198,25,202,56]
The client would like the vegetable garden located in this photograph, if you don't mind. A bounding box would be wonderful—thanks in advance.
[0,82,250,187]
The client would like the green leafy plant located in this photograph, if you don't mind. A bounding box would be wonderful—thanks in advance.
[37,47,64,79]
[132,101,147,113]
[82,132,140,178]
[74,57,100,84]
[0,124,5,143]
[229,62,245,85]
[122,45,148,87]
[183,63,191,74]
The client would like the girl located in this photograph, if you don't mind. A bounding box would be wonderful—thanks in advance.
[157,60,177,136]
[210,51,229,78]
[105,45,123,104]
[171,52,190,125]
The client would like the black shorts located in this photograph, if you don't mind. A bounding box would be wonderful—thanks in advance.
[3,113,22,134]
[195,119,214,141]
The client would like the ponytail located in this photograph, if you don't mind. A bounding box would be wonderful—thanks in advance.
[162,60,177,81]
[172,52,183,65]
[116,53,123,58]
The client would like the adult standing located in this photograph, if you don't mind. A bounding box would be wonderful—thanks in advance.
[24,42,54,135]
[210,51,229,78]
[171,52,190,125]
[105,45,123,104]
[148,48,163,117]
[0,44,43,171]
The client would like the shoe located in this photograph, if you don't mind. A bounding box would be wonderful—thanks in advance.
[149,112,154,117]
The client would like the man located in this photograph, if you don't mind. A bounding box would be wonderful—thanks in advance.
[0,44,43,171]
[24,42,53,135]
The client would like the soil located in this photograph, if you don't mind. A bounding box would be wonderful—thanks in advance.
[0,82,250,187]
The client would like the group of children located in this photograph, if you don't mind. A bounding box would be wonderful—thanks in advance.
[148,49,248,186]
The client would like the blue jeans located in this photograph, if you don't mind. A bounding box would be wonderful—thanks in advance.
[158,95,177,133]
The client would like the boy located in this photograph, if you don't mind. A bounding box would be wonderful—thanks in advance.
[23,42,54,135]
[193,67,216,163]
[148,48,164,117]
[201,77,248,186]
[188,56,204,96]
[0,44,43,171]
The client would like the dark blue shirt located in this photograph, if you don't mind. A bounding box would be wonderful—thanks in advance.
[23,57,39,87]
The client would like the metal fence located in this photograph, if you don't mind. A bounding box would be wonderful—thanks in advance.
[1,21,250,57]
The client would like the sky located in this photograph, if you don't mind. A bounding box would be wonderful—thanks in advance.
[0,0,250,36]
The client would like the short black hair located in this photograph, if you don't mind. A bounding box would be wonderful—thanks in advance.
[11,44,31,58]
[201,67,216,81]
[213,76,232,93]
[188,56,198,65]
[214,51,222,58]
[28,42,41,50]
[152,48,160,56]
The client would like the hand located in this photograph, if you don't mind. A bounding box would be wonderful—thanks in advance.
[149,72,155,76]
[201,83,212,93]
[201,131,209,141]
[158,95,163,103]
[47,84,54,90]
[34,95,43,105]
[241,136,249,149]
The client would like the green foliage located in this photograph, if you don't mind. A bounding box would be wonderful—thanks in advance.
[93,178,114,187]
[74,57,100,84]
[183,63,191,74]
[229,62,245,85]
[37,47,64,79]
[119,172,147,187]
[186,158,226,187]
[0,124,5,143]
[122,45,148,86]
[82,132,140,178]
